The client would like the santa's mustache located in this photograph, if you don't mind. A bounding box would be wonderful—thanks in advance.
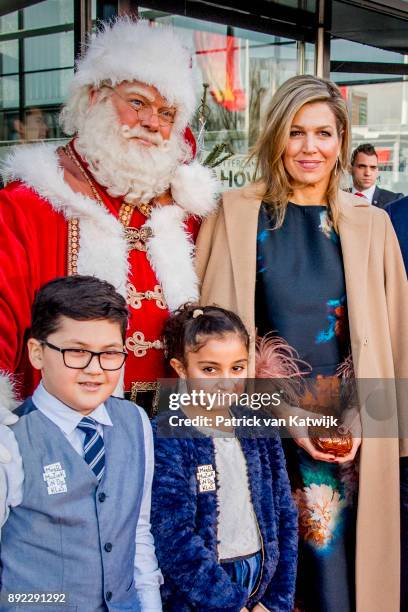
[121,124,165,147]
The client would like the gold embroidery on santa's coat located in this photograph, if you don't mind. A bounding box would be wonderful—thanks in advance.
[126,331,164,358]
[127,283,167,310]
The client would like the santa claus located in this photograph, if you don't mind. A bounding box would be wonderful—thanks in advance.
[0,18,218,422]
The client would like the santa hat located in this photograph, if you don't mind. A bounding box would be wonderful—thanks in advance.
[71,18,199,131]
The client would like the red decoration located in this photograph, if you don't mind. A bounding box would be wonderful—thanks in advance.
[184,126,197,158]
[194,32,247,112]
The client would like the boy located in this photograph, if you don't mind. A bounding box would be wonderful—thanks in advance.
[0,275,162,611]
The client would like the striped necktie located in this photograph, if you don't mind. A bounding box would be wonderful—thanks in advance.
[77,416,105,482]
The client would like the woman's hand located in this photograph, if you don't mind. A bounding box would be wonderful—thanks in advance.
[284,411,338,462]
[240,608,250,612]
[333,435,361,464]
[293,406,362,463]
[293,436,337,462]
[334,407,362,464]
[293,433,361,464]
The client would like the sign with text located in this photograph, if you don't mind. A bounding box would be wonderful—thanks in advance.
[215,154,256,191]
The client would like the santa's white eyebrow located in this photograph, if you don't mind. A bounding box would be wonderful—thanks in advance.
[122,85,156,103]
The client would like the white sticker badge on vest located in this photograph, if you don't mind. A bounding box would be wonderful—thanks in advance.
[197,464,216,493]
[43,462,67,495]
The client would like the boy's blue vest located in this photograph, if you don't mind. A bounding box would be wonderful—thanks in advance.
[0,396,145,612]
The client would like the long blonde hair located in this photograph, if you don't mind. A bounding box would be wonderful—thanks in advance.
[251,75,350,230]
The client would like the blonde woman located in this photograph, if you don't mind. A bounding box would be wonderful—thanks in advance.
[196,75,408,612]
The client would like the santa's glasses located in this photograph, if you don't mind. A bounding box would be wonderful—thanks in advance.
[105,85,176,126]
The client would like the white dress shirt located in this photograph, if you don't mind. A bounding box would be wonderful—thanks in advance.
[352,184,376,203]
[0,382,163,611]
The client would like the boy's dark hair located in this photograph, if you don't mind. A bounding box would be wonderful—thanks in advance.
[30,275,128,341]
[351,143,377,166]
[163,303,249,366]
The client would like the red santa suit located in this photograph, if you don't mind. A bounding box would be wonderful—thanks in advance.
[0,140,217,415]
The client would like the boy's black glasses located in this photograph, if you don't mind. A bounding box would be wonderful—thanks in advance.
[41,341,128,371]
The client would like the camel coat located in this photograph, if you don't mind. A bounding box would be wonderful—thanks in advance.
[196,183,408,612]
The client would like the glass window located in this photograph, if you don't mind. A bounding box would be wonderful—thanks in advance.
[0,75,19,109]
[331,39,408,194]
[0,12,18,34]
[0,0,74,150]
[24,32,74,72]
[331,38,406,65]
[0,110,20,143]
[25,68,73,106]
[24,0,74,29]
[305,42,315,75]
[0,40,18,75]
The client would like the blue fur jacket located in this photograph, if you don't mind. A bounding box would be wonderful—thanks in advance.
[151,421,298,611]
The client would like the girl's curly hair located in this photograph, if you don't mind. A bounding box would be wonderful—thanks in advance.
[162,303,249,368]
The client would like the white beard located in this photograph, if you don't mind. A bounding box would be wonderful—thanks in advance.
[75,99,191,204]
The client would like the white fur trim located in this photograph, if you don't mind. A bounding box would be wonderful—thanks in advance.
[72,18,199,131]
[145,206,198,312]
[3,143,213,312]
[170,161,219,217]
[0,372,20,420]
[3,144,128,296]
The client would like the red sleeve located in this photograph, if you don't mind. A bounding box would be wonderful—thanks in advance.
[0,183,68,401]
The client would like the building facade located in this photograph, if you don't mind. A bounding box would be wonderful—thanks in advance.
[1,0,408,192]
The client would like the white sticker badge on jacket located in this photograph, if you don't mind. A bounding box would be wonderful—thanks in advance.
[43,462,67,495]
[197,464,216,493]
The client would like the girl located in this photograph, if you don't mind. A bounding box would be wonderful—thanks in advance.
[151,304,298,612]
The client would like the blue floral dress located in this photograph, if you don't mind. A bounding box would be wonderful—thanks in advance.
[255,202,358,612]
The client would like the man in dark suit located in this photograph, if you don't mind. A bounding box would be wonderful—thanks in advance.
[387,196,408,275]
[349,143,403,208]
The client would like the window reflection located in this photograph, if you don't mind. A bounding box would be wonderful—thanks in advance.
[331,38,408,194]
[0,0,73,147]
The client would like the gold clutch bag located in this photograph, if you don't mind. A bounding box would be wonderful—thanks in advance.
[309,426,353,457]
